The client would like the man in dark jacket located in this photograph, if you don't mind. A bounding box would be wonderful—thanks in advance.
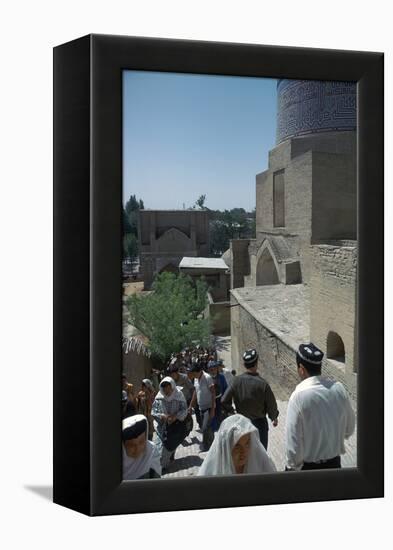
[221,348,278,450]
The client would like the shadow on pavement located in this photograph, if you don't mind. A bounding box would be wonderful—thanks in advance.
[213,337,231,352]
[165,455,204,474]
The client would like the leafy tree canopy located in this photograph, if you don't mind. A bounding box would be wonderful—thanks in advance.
[123,208,132,234]
[209,207,256,255]
[123,195,145,259]
[125,194,144,216]
[194,194,207,209]
[123,232,138,260]
[126,272,211,362]
[124,194,144,234]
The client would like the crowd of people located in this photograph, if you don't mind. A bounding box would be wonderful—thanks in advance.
[121,342,356,480]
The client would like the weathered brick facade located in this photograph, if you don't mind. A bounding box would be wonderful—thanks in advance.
[310,242,357,395]
[230,289,300,398]
[229,80,358,400]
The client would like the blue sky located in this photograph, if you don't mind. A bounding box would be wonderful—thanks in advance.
[123,71,277,211]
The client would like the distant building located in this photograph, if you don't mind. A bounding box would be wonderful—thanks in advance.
[138,209,209,289]
[179,256,229,301]
[179,256,231,335]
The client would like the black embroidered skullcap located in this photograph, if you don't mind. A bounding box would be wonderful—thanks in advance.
[243,348,258,366]
[122,416,148,441]
[297,343,324,365]
[207,360,217,369]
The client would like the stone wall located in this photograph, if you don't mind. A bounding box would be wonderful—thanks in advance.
[310,243,357,396]
[230,291,299,397]
[253,131,357,286]
[291,130,357,160]
[230,239,251,289]
[231,263,357,399]
[256,147,314,283]
[311,151,357,242]
[206,293,231,336]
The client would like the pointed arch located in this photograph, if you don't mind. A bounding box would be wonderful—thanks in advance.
[256,240,280,285]
[156,227,191,253]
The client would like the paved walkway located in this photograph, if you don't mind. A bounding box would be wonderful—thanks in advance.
[154,419,208,478]
[158,336,357,478]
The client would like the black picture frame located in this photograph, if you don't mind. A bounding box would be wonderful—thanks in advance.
[53,34,384,516]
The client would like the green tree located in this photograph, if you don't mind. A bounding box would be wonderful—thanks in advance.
[209,207,256,255]
[123,233,138,260]
[123,194,144,260]
[123,207,132,234]
[195,194,207,209]
[126,272,211,362]
[125,194,141,216]
[209,219,229,255]
[124,194,144,235]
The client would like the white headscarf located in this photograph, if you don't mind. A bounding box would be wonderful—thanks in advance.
[156,376,185,403]
[122,414,162,480]
[198,414,276,476]
[142,379,154,391]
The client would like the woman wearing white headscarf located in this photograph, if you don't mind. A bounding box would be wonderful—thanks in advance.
[122,414,161,480]
[198,414,276,476]
[152,376,188,469]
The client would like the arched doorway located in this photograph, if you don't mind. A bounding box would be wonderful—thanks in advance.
[327,331,345,363]
[256,247,279,285]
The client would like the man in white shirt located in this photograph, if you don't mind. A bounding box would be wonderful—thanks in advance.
[189,364,216,451]
[285,342,355,471]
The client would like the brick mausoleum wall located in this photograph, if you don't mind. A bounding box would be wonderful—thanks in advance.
[310,243,357,397]
[231,293,299,398]
[208,301,231,336]
[205,293,231,336]
[230,239,251,289]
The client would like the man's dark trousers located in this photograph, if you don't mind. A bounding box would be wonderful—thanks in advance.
[251,417,268,450]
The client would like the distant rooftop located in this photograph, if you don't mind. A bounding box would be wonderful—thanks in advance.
[179,257,229,270]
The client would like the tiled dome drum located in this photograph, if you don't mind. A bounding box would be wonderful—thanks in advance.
[276,79,356,144]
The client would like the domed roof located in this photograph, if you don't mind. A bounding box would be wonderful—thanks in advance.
[276,79,356,144]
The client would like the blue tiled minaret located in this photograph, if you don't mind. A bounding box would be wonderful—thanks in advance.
[276,79,356,144]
